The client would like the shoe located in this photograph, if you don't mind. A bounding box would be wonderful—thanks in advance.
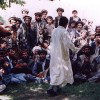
[47,85,61,96]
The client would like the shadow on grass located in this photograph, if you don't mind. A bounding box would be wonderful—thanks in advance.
[1,82,100,100]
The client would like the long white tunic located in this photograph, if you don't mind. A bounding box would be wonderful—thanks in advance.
[50,26,78,87]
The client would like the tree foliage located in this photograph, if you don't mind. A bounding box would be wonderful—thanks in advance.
[0,0,25,9]
[0,0,61,9]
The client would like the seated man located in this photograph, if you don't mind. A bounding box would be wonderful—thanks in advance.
[0,57,12,91]
[90,33,100,61]
[32,49,50,80]
[0,50,12,85]
[11,49,32,74]
[72,45,95,82]
[88,55,100,82]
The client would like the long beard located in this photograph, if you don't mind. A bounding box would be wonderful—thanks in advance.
[36,19,41,22]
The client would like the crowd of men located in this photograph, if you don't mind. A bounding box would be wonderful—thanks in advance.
[0,8,100,93]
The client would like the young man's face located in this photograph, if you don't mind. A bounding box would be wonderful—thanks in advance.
[95,35,100,45]
[57,11,63,16]
[0,42,7,49]
[9,50,15,56]
[84,48,90,53]
[39,53,46,60]
[10,19,16,26]
[22,52,28,59]
[90,35,95,40]
[16,21,21,28]
[47,18,53,25]
[84,48,91,56]
[42,13,47,19]
[96,27,100,33]
[70,23,76,28]
[24,18,31,25]
[72,12,78,17]
[77,23,83,31]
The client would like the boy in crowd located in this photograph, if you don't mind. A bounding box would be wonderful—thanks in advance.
[67,20,76,42]
[45,16,54,42]
[69,10,81,23]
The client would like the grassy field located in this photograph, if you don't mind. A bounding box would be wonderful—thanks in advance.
[0,82,100,100]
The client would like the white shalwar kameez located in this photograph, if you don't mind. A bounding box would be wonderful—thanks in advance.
[50,26,78,87]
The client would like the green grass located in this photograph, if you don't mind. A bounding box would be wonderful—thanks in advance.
[1,82,100,100]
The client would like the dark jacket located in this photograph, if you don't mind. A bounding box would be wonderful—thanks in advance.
[69,17,81,23]
[32,59,50,76]
[55,16,65,28]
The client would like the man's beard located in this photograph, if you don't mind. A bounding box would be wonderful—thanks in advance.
[36,19,41,22]
[84,52,91,56]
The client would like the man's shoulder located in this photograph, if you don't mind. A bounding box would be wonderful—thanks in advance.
[52,26,67,34]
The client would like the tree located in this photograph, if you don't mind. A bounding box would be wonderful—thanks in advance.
[0,0,25,9]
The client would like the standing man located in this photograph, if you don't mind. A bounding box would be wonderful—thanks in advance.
[41,9,48,24]
[55,8,64,28]
[22,16,37,51]
[47,16,78,96]
[31,12,47,44]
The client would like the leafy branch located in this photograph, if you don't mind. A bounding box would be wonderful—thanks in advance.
[0,0,25,9]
